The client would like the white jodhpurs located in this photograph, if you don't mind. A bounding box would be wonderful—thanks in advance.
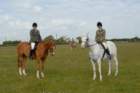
[31,42,35,50]
[102,42,108,49]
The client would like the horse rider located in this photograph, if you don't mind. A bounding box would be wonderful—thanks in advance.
[30,22,42,59]
[95,22,111,59]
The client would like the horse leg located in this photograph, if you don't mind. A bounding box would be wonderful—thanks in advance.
[22,56,27,76]
[107,59,112,76]
[97,59,102,81]
[36,70,40,79]
[18,56,23,76]
[114,56,119,76]
[40,61,45,78]
[36,61,41,79]
[36,60,45,79]
[90,59,96,80]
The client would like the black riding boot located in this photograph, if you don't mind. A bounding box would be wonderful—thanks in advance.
[29,50,34,59]
[100,42,111,60]
[105,49,111,60]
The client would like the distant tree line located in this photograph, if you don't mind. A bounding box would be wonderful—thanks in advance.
[109,37,140,42]
[2,40,20,46]
[44,35,69,45]
[1,36,140,46]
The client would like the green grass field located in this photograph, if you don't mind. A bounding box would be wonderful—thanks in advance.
[0,42,140,93]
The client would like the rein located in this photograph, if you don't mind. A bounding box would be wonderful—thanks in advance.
[86,43,97,47]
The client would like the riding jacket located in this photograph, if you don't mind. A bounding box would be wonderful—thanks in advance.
[30,29,42,42]
[95,28,106,43]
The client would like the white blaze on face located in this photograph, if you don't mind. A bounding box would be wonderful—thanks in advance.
[81,37,87,48]
[52,51,55,56]
[50,46,56,56]
[81,42,85,48]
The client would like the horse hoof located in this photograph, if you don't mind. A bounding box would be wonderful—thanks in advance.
[37,76,40,79]
[107,73,111,76]
[19,73,23,76]
[23,73,27,76]
[115,73,118,77]
[22,70,27,76]
[41,72,45,78]
[93,78,96,80]
[100,76,103,81]
[93,76,96,80]
[100,79,103,81]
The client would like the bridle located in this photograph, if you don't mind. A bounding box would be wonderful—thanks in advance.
[85,38,97,47]
[86,43,97,47]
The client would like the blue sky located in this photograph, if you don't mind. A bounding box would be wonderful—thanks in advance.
[0,0,140,43]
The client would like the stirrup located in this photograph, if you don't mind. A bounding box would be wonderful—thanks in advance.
[29,50,34,60]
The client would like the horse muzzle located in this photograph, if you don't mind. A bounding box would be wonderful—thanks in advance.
[51,52,55,56]
[81,43,86,48]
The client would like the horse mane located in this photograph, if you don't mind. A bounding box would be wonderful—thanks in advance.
[39,40,55,50]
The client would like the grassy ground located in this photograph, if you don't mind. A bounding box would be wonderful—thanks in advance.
[0,42,140,93]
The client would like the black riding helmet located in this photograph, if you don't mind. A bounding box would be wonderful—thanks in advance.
[32,22,38,27]
[97,22,102,27]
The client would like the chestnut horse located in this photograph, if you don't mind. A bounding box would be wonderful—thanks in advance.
[17,40,56,79]
[69,41,77,50]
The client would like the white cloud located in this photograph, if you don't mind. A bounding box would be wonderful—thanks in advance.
[33,6,43,13]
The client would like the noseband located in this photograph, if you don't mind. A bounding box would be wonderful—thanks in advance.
[86,43,97,47]
[86,40,96,47]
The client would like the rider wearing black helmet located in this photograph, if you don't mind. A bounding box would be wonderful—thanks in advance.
[30,22,42,59]
[95,22,111,59]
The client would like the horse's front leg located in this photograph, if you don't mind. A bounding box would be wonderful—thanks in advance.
[36,61,41,79]
[114,57,119,76]
[22,57,27,76]
[90,59,96,80]
[97,59,102,81]
[36,59,45,79]
[18,56,23,76]
[107,60,112,76]
[40,61,45,78]
[18,56,27,76]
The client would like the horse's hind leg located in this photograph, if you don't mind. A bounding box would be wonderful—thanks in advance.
[36,59,44,79]
[22,56,27,76]
[114,56,119,76]
[107,59,112,76]
[40,61,45,78]
[36,61,41,79]
[36,59,45,79]
[97,59,102,81]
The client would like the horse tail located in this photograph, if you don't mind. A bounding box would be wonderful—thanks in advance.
[107,41,117,56]
[18,54,26,67]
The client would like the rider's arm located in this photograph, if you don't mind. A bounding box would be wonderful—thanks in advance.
[37,30,42,42]
[30,30,33,42]
[102,29,106,41]
[95,30,100,43]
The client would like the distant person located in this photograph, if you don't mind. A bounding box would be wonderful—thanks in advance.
[30,22,42,59]
[95,22,111,59]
